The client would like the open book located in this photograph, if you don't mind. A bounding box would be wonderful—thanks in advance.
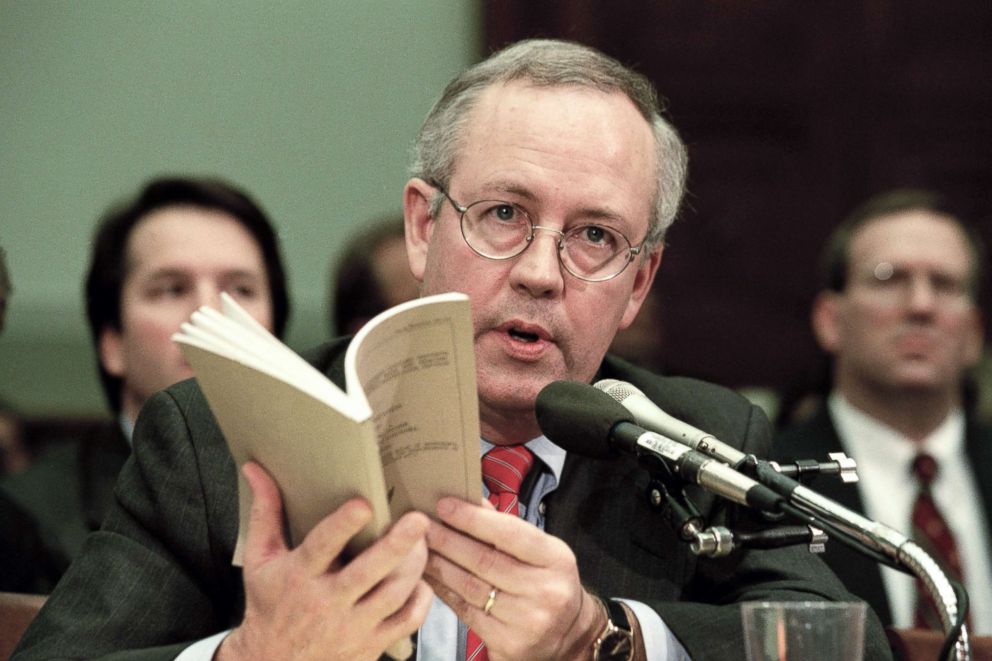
[172,292,483,566]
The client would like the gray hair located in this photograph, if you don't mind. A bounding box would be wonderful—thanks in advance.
[409,39,688,250]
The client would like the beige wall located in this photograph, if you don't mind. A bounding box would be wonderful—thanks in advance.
[0,0,480,415]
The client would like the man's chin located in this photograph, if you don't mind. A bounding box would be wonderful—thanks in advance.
[886,368,953,393]
[478,378,545,411]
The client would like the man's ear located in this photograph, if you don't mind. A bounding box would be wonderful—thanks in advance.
[99,327,126,377]
[962,305,985,368]
[811,291,841,354]
[619,247,663,329]
[403,178,436,282]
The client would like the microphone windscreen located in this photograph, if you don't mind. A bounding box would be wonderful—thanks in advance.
[535,380,634,458]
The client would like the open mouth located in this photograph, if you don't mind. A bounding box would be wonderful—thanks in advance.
[508,327,540,343]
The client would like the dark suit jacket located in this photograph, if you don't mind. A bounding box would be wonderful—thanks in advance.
[14,343,891,660]
[0,490,64,592]
[772,403,992,627]
[0,420,129,566]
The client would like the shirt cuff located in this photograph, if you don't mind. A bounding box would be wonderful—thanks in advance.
[619,599,691,661]
[173,629,231,661]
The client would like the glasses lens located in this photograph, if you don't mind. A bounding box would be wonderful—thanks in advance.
[562,225,632,280]
[462,201,532,258]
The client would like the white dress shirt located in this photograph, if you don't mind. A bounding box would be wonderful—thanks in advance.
[828,392,992,634]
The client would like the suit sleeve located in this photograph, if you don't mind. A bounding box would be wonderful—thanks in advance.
[13,384,243,661]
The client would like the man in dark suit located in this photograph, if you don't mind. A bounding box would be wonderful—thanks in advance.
[774,190,992,635]
[15,40,890,660]
[0,245,64,593]
[0,177,291,566]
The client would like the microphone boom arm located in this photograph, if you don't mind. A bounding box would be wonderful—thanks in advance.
[753,461,970,660]
[541,379,970,659]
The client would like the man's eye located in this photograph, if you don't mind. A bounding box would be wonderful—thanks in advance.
[585,226,606,244]
[932,276,965,297]
[575,225,617,248]
[492,205,516,222]
[870,270,906,287]
[231,285,258,298]
[149,283,187,298]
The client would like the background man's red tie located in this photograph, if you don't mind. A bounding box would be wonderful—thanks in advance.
[465,445,534,661]
[911,453,968,630]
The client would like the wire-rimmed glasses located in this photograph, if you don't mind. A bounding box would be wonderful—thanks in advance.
[436,187,642,282]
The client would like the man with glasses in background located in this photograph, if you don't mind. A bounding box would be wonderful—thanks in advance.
[774,189,992,636]
[15,40,889,661]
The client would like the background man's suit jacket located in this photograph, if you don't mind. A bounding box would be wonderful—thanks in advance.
[14,341,891,660]
[1,419,129,574]
[772,404,992,626]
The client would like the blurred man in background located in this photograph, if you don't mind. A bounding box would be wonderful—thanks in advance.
[0,247,32,477]
[0,176,291,567]
[773,189,992,634]
[329,215,420,336]
[1,245,63,591]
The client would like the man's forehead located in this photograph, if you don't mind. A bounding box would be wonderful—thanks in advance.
[467,79,649,131]
[850,209,972,266]
[123,207,264,271]
[452,81,656,223]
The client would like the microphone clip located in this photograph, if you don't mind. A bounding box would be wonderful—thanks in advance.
[768,452,859,485]
[640,454,705,542]
[690,524,829,558]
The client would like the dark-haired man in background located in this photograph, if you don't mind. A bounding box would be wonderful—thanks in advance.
[774,189,992,634]
[1,176,291,567]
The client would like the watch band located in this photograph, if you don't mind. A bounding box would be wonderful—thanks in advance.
[592,598,634,661]
[605,598,630,631]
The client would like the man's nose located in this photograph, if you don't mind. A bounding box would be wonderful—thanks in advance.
[195,283,225,310]
[905,276,938,312]
[509,228,565,297]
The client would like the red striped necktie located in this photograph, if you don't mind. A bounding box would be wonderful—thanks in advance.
[910,453,968,630]
[465,445,535,661]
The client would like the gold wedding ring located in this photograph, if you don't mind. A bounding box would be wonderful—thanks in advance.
[483,588,498,616]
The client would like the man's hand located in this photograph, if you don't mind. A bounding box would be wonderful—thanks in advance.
[424,497,604,660]
[217,462,434,661]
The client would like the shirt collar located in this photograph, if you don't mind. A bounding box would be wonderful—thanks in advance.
[828,391,965,469]
[480,435,567,483]
[119,413,135,447]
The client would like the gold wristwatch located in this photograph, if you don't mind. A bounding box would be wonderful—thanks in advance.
[592,598,634,661]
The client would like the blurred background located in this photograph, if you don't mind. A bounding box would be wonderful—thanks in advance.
[1,0,989,418]
[0,1,480,414]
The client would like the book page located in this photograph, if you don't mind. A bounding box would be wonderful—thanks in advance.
[174,300,385,564]
[345,293,483,518]
[178,301,365,419]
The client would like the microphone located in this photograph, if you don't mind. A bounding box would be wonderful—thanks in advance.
[596,379,860,488]
[535,381,783,512]
[594,379,747,467]
[546,380,970,653]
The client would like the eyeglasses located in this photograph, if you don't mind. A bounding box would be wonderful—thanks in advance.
[436,187,642,282]
[852,262,973,308]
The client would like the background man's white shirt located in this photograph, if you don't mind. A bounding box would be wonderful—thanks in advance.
[829,392,992,634]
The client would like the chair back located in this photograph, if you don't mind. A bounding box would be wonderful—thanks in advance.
[886,627,992,661]
[0,592,46,661]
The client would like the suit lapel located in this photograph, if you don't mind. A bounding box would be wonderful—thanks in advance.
[964,420,992,538]
[796,407,894,624]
